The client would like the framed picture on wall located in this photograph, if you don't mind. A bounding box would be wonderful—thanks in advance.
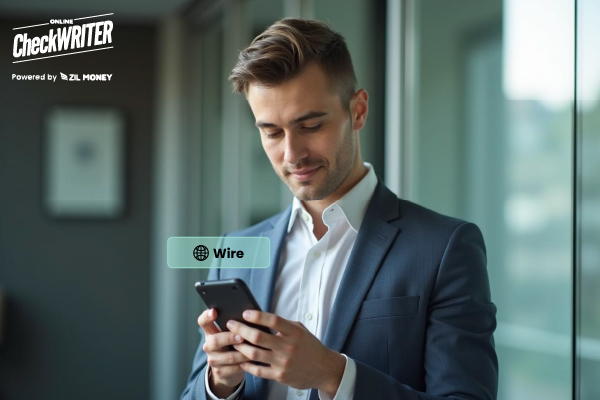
[44,106,126,218]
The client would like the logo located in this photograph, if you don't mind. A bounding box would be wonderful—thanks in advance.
[12,13,114,64]
[11,14,115,83]
[193,245,210,261]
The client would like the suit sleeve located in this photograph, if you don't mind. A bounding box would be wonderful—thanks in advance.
[353,222,499,400]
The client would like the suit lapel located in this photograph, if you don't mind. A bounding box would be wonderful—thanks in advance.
[249,182,401,400]
[249,205,291,399]
[321,182,401,353]
[308,183,400,400]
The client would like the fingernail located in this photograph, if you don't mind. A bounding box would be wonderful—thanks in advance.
[235,335,243,343]
[243,310,253,319]
[227,320,236,329]
[209,309,215,319]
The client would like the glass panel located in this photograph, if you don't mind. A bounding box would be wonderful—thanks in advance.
[576,0,600,398]
[415,1,574,399]
[198,18,224,236]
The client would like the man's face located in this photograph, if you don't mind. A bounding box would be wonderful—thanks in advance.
[247,63,357,201]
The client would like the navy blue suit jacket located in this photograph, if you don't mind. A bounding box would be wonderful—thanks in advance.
[181,180,498,400]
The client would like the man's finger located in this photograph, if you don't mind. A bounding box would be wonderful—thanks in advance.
[227,320,282,351]
[241,310,294,335]
[208,350,251,367]
[239,361,275,380]
[204,331,244,352]
[198,308,220,336]
[233,343,273,365]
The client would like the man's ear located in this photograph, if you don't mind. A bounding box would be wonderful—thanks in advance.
[351,89,369,131]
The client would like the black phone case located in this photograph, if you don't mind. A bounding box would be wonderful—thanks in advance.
[195,278,271,366]
[195,278,270,333]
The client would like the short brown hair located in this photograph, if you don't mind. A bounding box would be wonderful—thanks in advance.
[229,18,357,109]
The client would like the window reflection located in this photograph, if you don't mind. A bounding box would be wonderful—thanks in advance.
[577,0,600,398]
[416,1,573,398]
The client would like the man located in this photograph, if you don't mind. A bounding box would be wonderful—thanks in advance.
[181,18,498,400]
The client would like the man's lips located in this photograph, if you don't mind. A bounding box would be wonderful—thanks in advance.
[289,166,321,182]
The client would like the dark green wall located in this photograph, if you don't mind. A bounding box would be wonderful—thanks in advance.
[0,18,155,400]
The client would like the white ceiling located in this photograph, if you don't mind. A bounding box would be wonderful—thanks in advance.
[0,0,192,22]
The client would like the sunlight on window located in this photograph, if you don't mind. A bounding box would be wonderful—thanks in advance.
[503,0,574,110]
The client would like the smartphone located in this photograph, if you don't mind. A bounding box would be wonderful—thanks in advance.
[196,278,271,365]
[195,278,270,333]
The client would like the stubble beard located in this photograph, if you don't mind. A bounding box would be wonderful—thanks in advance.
[279,125,356,201]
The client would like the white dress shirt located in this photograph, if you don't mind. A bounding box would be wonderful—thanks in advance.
[206,162,378,400]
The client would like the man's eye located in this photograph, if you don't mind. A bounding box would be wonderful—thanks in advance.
[302,124,322,132]
[264,130,283,139]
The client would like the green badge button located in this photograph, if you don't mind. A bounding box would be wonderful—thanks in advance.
[167,237,270,269]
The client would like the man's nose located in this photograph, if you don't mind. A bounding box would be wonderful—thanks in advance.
[283,132,308,165]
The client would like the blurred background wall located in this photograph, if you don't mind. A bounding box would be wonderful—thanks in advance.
[0,0,599,399]
[0,16,156,400]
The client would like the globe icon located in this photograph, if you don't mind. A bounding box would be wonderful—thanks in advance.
[193,245,210,261]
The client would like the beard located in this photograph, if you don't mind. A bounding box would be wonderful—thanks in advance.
[277,124,356,201]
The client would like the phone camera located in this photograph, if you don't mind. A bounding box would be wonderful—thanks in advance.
[232,285,239,291]
[201,290,207,295]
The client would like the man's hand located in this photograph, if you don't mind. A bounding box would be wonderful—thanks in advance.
[227,310,346,398]
[198,308,250,398]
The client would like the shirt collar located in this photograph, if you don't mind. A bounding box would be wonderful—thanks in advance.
[286,162,378,233]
